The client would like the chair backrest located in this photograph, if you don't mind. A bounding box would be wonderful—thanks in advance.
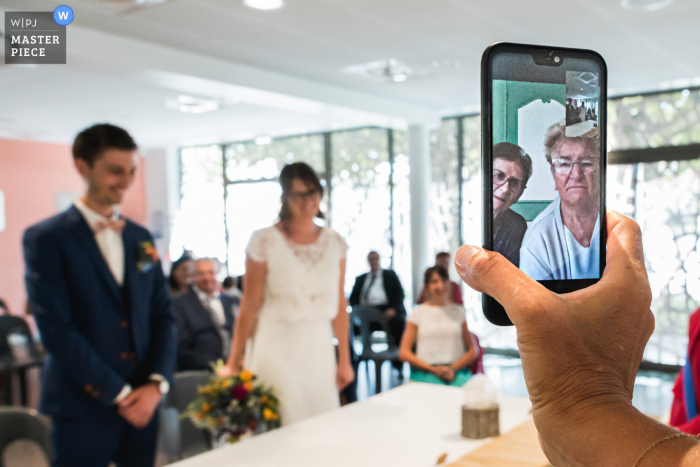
[350,307,398,353]
[166,371,210,412]
[0,407,51,467]
[165,371,212,460]
[0,316,39,359]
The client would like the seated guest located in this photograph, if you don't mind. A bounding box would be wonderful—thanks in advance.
[417,252,463,304]
[349,251,406,349]
[222,275,242,299]
[174,258,237,371]
[670,306,700,434]
[520,121,601,280]
[168,254,194,295]
[399,266,475,386]
[492,142,532,267]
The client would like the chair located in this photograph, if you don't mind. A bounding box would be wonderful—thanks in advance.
[160,371,212,461]
[0,407,52,467]
[469,332,485,375]
[0,316,44,406]
[350,307,401,394]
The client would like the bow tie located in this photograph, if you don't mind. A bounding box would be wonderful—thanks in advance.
[92,218,126,235]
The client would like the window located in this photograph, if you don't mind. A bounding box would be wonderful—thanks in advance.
[174,128,411,296]
[436,87,700,363]
[331,128,392,294]
[170,145,226,265]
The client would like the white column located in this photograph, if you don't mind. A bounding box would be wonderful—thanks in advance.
[408,124,432,300]
[143,145,180,269]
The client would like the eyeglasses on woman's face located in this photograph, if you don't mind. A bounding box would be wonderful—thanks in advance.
[551,157,600,175]
[289,189,321,202]
[492,169,525,193]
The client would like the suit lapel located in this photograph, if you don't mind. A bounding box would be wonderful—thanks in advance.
[67,206,123,305]
[122,223,139,316]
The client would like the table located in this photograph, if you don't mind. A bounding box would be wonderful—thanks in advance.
[171,383,534,467]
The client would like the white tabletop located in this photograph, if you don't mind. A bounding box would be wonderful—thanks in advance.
[172,382,533,467]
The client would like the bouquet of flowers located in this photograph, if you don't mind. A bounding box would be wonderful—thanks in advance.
[182,362,282,443]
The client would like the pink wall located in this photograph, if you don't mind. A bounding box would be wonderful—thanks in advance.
[0,138,147,317]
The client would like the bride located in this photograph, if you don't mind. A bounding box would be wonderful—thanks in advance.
[218,162,354,425]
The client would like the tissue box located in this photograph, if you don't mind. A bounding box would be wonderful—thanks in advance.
[461,404,499,439]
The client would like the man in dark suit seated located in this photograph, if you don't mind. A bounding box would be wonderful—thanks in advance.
[349,251,407,351]
[174,258,237,371]
[23,124,176,467]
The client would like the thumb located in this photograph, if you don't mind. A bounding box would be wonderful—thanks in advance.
[454,244,552,324]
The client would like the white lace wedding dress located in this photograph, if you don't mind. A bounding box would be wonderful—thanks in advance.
[245,225,348,425]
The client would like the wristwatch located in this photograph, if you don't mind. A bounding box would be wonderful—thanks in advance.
[149,376,170,396]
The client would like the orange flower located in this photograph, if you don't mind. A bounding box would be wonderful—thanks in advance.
[239,369,253,382]
[263,408,279,421]
[201,402,211,413]
[222,379,232,388]
[260,395,269,404]
[243,382,253,392]
[196,412,205,419]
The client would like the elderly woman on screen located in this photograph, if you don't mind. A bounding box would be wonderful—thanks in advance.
[520,121,600,280]
[493,142,532,267]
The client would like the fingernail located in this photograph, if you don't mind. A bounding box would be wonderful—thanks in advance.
[454,245,479,270]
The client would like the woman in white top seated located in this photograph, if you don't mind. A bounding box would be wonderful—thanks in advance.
[399,266,476,386]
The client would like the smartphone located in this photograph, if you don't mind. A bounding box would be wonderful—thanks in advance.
[481,42,607,326]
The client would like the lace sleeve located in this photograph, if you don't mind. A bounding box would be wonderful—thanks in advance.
[332,230,349,260]
[245,229,270,263]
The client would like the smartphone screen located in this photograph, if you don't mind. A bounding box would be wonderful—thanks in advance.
[482,43,607,324]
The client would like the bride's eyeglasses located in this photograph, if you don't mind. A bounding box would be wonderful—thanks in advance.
[289,189,322,202]
[492,169,525,194]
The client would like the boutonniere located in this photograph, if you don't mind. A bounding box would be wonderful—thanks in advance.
[137,241,159,272]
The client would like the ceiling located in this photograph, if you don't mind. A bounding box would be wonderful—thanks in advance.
[1,0,699,146]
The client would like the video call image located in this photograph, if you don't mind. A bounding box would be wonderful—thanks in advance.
[565,71,600,138]
[492,75,601,280]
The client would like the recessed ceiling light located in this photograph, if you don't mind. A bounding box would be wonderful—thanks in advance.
[621,0,673,11]
[255,136,272,145]
[243,0,285,10]
[343,58,430,83]
[165,95,220,114]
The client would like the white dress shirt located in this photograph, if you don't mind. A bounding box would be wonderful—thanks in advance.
[360,270,389,307]
[74,199,168,403]
[74,199,124,285]
[193,286,226,327]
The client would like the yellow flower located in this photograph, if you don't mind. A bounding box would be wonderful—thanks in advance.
[239,369,254,382]
[263,408,279,421]
[201,403,211,413]
[222,379,232,388]
[260,395,269,404]
[243,382,253,392]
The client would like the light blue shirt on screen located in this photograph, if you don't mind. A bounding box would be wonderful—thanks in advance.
[519,196,600,280]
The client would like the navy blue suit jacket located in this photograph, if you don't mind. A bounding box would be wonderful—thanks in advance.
[174,289,237,371]
[23,206,177,418]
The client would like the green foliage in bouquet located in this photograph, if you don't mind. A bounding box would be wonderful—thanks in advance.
[182,361,282,443]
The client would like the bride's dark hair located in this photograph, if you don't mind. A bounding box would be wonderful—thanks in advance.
[278,162,325,224]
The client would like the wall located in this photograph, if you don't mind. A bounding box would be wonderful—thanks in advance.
[0,138,147,317]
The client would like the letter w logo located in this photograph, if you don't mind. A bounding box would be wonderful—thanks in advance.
[10,19,21,27]
[57,11,69,20]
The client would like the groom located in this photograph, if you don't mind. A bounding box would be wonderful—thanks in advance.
[23,124,177,467]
